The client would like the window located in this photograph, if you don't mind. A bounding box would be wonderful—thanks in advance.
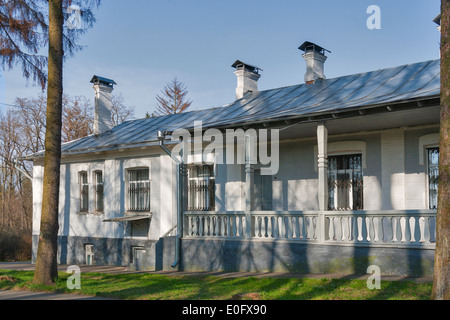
[79,171,89,212]
[254,169,272,210]
[127,168,150,212]
[328,154,363,210]
[427,147,439,209]
[187,164,215,211]
[94,171,104,212]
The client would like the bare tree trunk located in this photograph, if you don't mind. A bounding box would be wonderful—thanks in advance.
[33,0,64,285]
[432,0,450,300]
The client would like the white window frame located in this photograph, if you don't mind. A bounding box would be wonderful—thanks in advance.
[426,147,439,210]
[93,170,104,213]
[126,167,151,213]
[187,163,216,211]
[327,153,363,211]
[79,171,89,213]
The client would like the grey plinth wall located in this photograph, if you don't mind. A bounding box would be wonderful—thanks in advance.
[32,235,177,271]
[179,238,435,276]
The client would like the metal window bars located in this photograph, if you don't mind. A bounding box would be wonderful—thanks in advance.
[328,154,363,211]
[128,169,150,212]
[187,165,215,211]
[427,147,439,210]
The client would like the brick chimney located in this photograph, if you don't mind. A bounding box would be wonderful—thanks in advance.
[299,41,330,84]
[90,75,116,134]
[232,60,262,99]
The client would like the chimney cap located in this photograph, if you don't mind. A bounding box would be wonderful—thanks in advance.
[231,60,263,74]
[298,41,330,56]
[90,75,117,87]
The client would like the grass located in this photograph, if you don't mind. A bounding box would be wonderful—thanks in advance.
[0,269,432,300]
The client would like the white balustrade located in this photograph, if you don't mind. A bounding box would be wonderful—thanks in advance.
[323,210,436,246]
[183,210,436,247]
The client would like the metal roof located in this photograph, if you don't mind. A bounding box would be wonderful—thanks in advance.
[26,59,440,159]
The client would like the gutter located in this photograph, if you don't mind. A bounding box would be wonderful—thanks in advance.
[157,130,183,269]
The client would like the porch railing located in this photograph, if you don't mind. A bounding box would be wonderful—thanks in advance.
[183,210,436,247]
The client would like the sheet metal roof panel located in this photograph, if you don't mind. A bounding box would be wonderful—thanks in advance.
[41,59,439,157]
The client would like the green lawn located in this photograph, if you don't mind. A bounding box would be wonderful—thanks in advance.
[0,269,432,300]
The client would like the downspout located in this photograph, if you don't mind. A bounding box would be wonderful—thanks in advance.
[157,131,183,268]
[12,158,33,181]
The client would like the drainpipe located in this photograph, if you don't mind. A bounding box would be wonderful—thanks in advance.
[13,158,33,181]
[157,130,183,268]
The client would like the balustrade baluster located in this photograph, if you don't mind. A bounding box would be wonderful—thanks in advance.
[419,217,426,243]
[409,217,417,243]
[373,217,380,242]
[429,216,436,243]
[356,217,363,242]
[400,217,407,242]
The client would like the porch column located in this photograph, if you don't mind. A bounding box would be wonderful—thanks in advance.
[244,134,255,211]
[244,134,254,238]
[317,122,328,211]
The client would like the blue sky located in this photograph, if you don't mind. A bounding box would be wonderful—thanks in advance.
[0,0,442,118]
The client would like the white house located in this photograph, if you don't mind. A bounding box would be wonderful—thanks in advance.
[25,42,440,275]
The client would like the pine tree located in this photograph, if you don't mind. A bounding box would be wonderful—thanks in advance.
[0,0,100,285]
[432,0,450,300]
[155,78,192,116]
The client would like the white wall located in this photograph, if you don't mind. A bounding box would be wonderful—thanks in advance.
[31,126,439,241]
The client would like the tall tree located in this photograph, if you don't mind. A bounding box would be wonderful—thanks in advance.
[155,77,192,116]
[433,0,450,300]
[1,0,100,285]
[32,0,65,285]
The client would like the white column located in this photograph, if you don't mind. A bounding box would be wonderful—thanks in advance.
[244,134,254,238]
[317,123,328,211]
[244,134,254,211]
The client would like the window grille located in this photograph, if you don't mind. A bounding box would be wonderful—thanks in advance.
[127,168,150,212]
[94,171,104,212]
[79,171,89,212]
[427,147,439,209]
[328,154,363,210]
[187,164,215,211]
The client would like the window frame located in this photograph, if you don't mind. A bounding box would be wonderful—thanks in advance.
[93,170,104,213]
[126,167,151,213]
[426,147,439,210]
[187,163,216,211]
[327,153,364,211]
[79,171,89,213]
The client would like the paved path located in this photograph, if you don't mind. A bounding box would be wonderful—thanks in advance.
[0,289,117,300]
